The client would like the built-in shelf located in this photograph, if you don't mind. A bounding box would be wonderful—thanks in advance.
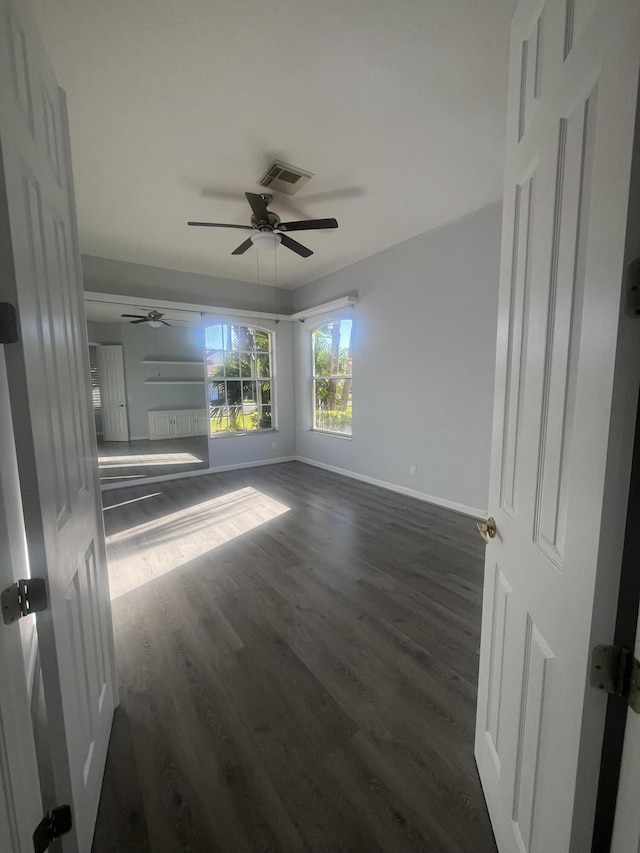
[144,379,205,385]
[143,359,203,365]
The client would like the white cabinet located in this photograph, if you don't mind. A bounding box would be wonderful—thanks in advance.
[148,412,172,439]
[174,412,195,437]
[148,409,207,440]
[193,410,210,435]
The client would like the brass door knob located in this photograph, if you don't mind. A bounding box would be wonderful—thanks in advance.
[476,517,497,544]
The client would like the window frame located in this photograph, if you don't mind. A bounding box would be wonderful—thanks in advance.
[310,316,353,438]
[204,319,276,438]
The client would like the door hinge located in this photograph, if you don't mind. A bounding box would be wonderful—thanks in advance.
[626,257,640,317]
[0,301,18,343]
[1,578,47,625]
[32,804,73,853]
[590,644,640,714]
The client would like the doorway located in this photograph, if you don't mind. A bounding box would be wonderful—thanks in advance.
[86,300,211,486]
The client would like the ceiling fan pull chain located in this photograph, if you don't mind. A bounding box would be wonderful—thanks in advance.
[274,248,279,324]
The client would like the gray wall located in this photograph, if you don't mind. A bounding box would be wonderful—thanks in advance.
[292,203,501,515]
[86,321,122,344]
[84,202,500,511]
[82,254,294,314]
[87,321,207,438]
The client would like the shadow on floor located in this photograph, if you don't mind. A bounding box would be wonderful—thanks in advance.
[91,708,152,853]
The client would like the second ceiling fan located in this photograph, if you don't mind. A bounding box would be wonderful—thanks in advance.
[188,192,338,258]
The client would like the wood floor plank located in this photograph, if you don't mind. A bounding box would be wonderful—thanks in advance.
[95,461,497,852]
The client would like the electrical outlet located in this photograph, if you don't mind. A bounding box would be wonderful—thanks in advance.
[272,441,277,449]
[410,465,417,476]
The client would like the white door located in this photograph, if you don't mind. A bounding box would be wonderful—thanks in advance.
[475,1,640,851]
[0,0,118,850]
[97,345,129,441]
[0,348,43,851]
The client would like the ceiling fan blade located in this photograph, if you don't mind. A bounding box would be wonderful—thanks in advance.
[121,314,145,319]
[188,221,253,229]
[278,218,338,232]
[231,237,255,255]
[160,320,172,326]
[245,192,271,223]
[279,233,313,258]
[130,318,147,324]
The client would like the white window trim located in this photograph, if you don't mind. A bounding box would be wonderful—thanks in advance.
[204,316,278,438]
[310,317,353,438]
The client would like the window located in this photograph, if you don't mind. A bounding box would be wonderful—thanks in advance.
[312,319,352,435]
[89,345,101,412]
[205,323,274,436]
[89,344,102,435]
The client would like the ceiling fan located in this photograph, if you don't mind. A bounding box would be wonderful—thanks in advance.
[188,192,338,258]
[121,310,171,327]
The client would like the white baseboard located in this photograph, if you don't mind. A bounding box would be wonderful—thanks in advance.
[207,455,296,474]
[100,456,296,491]
[99,454,487,519]
[295,456,487,519]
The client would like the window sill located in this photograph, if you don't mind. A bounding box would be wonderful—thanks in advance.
[309,429,352,440]
[210,429,278,439]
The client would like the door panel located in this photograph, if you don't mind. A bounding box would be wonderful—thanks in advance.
[0,0,117,849]
[97,345,129,441]
[475,0,640,850]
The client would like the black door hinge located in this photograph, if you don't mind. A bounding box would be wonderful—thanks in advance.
[591,644,640,714]
[33,804,73,853]
[1,578,47,625]
[0,301,18,343]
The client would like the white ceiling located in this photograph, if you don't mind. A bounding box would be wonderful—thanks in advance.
[29,0,515,289]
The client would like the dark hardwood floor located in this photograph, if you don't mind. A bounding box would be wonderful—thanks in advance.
[92,461,496,853]
[98,436,209,485]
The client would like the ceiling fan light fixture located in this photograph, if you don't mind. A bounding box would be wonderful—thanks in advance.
[147,320,163,328]
[251,231,281,251]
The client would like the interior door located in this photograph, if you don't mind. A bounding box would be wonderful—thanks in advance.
[97,344,129,441]
[0,0,118,850]
[475,1,640,851]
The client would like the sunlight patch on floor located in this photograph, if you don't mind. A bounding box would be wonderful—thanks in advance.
[106,487,290,599]
[103,492,163,512]
[99,452,202,468]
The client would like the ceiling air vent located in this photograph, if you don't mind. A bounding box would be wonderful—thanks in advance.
[258,161,314,196]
